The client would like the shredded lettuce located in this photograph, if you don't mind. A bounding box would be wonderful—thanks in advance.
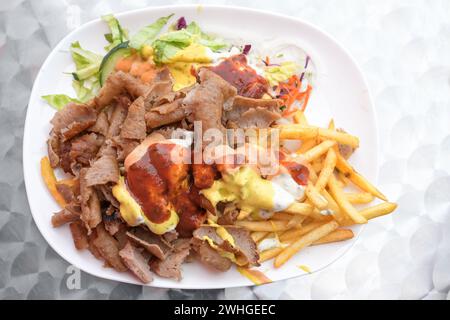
[130,14,173,50]
[102,14,128,51]
[264,61,300,86]
[41,94,80,110]
[72,79,99,102]
[70,41,102,81]
[152,20,228,64]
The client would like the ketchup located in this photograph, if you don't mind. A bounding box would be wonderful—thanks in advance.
[209,54,269,98]
[126,143,182,224]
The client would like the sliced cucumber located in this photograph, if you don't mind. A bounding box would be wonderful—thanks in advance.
[99,41,130,86]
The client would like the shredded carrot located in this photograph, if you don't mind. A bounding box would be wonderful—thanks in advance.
[40,156,66,208]
[264,56,270,66]
[277,74,313,116]
[130,61,153,77]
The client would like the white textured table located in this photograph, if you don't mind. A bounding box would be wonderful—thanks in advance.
[0,0,449,300]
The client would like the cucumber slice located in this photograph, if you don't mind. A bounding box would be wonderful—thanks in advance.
[99,41,130,86]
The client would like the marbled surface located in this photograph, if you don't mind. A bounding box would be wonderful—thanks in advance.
[0,0,449,300]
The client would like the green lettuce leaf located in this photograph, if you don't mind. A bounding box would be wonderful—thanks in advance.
[102,14,128,51]
[70,41,102,81]
[72,79,100,102]
[41,94,80,110]
[152,21,228,64]
[264,61,300,86]
[130,14,173,50]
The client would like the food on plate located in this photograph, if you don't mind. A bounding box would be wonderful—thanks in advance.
[41,14,397,284]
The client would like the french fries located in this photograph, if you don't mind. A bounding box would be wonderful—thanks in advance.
[312,228,354,245]
[315,148,337,190]
[328,174,367,224]
[335,152,387,201]
[345,192,375,204]
[359,202,397,220]
[301,140,336,162]
[242,114,396,268]
[274,221,339,267]
[305,182,328,210]
[235,220,294,232]
[283,202,314,216]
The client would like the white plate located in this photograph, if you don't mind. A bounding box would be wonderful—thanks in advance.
[23,5,377,289]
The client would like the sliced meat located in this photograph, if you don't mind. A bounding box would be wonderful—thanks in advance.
[183,68,237,133]
[47,131,60,168]
[120,96,146,140]
[97,185,119,208]
[143,81,173,109]
[191,238,232,271]
[92,224,128,272]
[55,182,76,204]
[193,226,259,266]
[69,133,104,166]
[103,213,122,236]
[59,139,73,174]
[88,111,109,136]
[224,96,282,128]
[126,228,172,260]
[233,107,281,128]
[50,102,97,141]
[192,163,217,189]
[69,221,89,250]
[51,206,80,227]
[84,154,119,187]
[107,99,128,138]
[145,99,185,129]
[111,136,139,162]
[149,238,191,281]
[217,202,239,225]
[119,242,153,283]
[95,71,150,109]
[79,168,102,233]
[162,230,179,243]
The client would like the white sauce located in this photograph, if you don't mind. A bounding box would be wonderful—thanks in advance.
[257,237,281,252]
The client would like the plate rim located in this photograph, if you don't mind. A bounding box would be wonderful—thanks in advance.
[23,4,378,289]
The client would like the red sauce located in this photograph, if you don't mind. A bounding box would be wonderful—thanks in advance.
[209,54,269,98]
[282,160,310,186]
[126,143,186,224]
[174,186,207,237]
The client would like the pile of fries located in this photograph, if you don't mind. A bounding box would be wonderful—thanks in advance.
[238,110,397,268]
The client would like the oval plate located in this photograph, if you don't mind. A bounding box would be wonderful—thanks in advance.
[23,5,377,289]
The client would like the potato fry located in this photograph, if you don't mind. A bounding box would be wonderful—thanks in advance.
[283,202,314,216]
[311,159,323,173]
[251,231,269,243]
[345,192,375,204]
[293,110,308,125]
[237,210,251,220]
[360,202,397,220]
[296,138,317,154]
[276,125,319,140]
[337,171,351,187]
[320,189,347,224]
[259,247,284,263]
[318,128,359,148]
[328,174,367,224]
[286,214,306,229]
[235,220,293,232]
[41,156,66,208]
[302,140,336,162]
[315,148,337,191]
[279,221,323,242]
[272,212,295,221]
[306,181,328,210]
[274,221,339,267]
[312,228,354,245]
[335,152,387,201]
